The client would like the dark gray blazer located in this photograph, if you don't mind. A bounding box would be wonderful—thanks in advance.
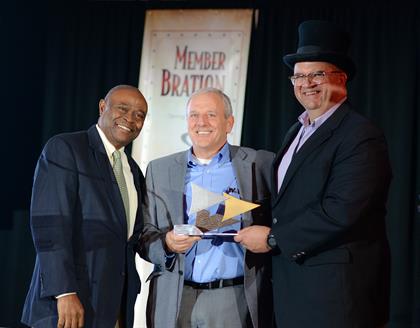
[271,103,391,327]
[139,144,274,328]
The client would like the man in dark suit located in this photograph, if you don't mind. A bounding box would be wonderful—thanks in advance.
[22,85,148,328]
[235,20,391,328]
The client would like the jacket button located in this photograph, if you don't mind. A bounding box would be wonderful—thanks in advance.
[272,218,278,224]
[179,270,183,275]
[121,272,126,276]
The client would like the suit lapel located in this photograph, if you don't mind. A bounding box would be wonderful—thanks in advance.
[169,152,188,225]
[88,126,126,239]
[271,123,300,200]
[230,145,254,227]
[127,154,144,238]
[276,128,332,201]
[272,103,350,207]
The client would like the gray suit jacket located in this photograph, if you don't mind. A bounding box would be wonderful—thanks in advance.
[139,144,274,328]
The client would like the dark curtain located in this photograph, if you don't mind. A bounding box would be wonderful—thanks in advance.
[1,2,419,327]
[41,3,146,140]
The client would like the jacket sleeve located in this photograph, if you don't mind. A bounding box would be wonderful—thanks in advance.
[30,136,79,298]
[138,161,170,272]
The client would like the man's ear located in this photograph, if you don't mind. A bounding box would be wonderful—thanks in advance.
[226,115,234,133]
[340,72,348,84]
[99,99,106,116]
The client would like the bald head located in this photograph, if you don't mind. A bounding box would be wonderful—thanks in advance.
[104,85,145,103]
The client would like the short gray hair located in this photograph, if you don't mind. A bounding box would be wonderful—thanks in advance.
[186,87,233,118]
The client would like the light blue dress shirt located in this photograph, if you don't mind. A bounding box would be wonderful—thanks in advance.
[184,143,245,283]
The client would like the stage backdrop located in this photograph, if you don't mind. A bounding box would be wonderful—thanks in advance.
[131,9,253,327]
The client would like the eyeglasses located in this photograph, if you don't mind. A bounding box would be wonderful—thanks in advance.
[289,71,343,86]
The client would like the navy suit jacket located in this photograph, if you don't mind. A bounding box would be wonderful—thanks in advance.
[22,125,145,328]
[271,103,391,328]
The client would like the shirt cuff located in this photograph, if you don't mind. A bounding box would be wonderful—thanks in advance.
[56,292,76,299]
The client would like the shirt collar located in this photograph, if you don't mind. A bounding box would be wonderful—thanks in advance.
[298,97,346,128]
[187,142,230,167]
[96,124,125,160]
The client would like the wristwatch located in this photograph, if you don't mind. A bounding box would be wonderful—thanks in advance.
[267,230,277,249]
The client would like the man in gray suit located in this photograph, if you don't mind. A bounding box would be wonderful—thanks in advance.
[139,87,274,328]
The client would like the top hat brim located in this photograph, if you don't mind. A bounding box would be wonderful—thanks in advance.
[283,52,356,80]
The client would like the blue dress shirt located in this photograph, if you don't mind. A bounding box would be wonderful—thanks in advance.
[184,143,245,283]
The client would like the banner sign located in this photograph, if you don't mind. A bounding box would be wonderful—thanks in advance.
[132,9,253,172]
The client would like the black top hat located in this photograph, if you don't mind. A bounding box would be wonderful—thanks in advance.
[283,20,356,80]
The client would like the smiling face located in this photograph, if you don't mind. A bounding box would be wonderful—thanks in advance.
[187,91,234,159]
[98,86,148,149]
[293,61,347,121]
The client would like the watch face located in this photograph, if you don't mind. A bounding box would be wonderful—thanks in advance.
[268,235,277,248]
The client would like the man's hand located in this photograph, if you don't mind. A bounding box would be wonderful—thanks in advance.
[165,230,201,253]
[234,225,272,253]
[57,294,84,328]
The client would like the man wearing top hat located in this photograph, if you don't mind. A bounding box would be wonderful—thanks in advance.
[235,20,392,327]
